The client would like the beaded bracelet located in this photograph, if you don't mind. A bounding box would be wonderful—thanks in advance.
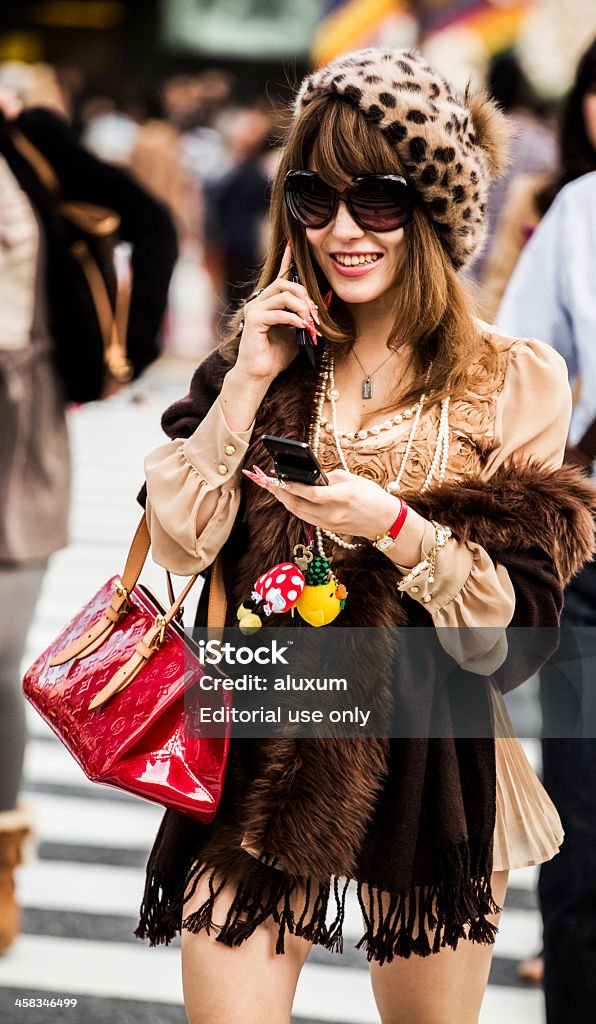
[397,520,452,603]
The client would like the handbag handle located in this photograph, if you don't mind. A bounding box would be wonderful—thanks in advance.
[50,513,226,668]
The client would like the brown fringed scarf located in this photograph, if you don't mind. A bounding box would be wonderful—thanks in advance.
[134,349,596,963]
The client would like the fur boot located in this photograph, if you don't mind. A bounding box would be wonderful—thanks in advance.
[0,802,36,955]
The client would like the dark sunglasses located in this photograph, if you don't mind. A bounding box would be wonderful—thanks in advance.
[284,169,413,232]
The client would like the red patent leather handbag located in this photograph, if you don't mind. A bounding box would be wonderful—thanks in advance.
[22,514,231,822]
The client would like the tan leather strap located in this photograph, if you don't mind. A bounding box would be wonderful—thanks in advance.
[12,131,131,384]
[11,129,61,196]
[70,240,133,384]
[207,553,227,643]
[87,518,227,709]
[52,514,227,677]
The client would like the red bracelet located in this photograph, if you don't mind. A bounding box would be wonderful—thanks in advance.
[387,498,409,538]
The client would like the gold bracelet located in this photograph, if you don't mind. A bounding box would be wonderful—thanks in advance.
[397,521,452,600]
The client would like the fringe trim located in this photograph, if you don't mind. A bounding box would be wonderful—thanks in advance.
[134,856,501,963]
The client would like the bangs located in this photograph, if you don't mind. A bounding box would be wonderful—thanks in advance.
[303,97,403,186]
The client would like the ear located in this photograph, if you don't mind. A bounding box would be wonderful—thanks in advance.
[464,86,516,179]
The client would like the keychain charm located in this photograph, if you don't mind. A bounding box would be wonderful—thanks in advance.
[295,553,347,627]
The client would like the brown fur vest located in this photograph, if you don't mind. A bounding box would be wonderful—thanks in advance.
[135,350,596,963]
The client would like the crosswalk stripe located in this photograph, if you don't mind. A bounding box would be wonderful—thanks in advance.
[20,792,163,848]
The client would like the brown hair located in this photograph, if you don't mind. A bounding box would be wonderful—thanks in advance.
[221,95,492,407]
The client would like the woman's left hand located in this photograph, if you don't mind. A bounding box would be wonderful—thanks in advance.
[243,466,402,542]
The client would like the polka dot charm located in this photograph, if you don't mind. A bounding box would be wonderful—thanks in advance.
[253,563,306,614]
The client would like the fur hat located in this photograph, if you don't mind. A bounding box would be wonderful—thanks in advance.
[294,48,513,269]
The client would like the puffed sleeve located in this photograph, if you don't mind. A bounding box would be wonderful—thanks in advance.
[144,396,254,575]
[397,338,572,673]
[479,336,571,480]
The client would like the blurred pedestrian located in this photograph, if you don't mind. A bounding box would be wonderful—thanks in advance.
[481,38,596,321]
[467,51,556,288]
[212,106,274,312]
[0,94,177,955]
[135,47,595,1024]
[498,170,596,1024]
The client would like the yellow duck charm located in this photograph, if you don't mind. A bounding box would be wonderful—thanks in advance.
[294,554,348,627]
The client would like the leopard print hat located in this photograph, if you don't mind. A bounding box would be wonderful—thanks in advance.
[294,47,513,270]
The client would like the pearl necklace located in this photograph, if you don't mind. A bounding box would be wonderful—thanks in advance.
[320,403,419,440]
[309,350,451,555]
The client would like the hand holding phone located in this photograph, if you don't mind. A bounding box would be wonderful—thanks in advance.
[261,434,329,485]
[234,244,320,386]
[289,262,319,367]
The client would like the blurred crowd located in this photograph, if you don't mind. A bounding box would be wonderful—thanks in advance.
[2,46,596,358]
[0,59,282,357]
[1,46,594,355]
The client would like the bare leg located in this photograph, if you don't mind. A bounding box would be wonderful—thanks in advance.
[181,866,313,1024]
[369,869,509,1024]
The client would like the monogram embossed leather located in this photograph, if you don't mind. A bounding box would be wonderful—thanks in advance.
[22,523,230,822]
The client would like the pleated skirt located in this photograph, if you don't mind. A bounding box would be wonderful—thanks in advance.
[491,684,564,872]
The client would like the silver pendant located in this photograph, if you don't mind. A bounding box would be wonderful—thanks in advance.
[362,377,372,399]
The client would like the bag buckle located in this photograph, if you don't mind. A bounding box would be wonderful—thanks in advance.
[154,614,167,648]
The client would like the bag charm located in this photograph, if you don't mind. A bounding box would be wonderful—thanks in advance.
[237,561,306,634]
[295,551,347,627]
[235,533,347,634]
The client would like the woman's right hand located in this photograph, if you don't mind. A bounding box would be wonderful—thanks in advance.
[234,241,321,385]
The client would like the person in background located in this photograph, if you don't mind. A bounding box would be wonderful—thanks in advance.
[467,51,556,290]
[80,94,141,167]
[481,38,596,322]
[0,92,177,955]
[211,105,274,312]
[497,169,596,1024]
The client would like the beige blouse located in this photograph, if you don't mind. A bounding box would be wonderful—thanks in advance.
[143,326,570,872]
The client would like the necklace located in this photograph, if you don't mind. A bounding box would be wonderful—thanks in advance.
[320,403,418,440]
[350,346,395,399]
[309,349,451,555]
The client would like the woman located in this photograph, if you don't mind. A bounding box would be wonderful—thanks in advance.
[481,35,596,322]
[135,49,595,1023]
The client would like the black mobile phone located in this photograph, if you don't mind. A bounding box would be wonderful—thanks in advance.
[261,434,329,485]
[289,262,317,367]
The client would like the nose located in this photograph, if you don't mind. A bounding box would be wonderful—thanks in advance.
[330,197,365,240]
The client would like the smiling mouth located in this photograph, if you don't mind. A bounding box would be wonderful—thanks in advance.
[331,253,383,266]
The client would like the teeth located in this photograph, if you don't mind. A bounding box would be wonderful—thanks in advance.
[334,253,380,266]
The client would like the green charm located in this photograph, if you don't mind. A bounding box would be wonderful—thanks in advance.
[305,555,333,586]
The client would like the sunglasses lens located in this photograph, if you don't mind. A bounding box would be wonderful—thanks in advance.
[285,174,335,228]
[350,177,412,230]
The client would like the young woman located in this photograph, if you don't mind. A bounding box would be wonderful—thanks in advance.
[135,49,595,1024]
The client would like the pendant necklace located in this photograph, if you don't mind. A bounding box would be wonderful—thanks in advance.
[350,346,395,400]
